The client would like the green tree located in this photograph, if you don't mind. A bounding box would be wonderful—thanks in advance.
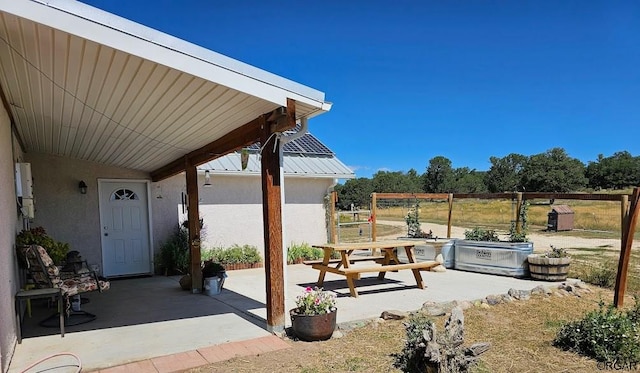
[372,170,422,193]
[405,168,424,192]
[485,153,528,192]
[422,156,455,192]
[520,148,587,192]
[586,151,640,190]
[453,168,488,193]
[335,177,374,210]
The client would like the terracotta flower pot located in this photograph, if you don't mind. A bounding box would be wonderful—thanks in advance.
[290,308,337,341]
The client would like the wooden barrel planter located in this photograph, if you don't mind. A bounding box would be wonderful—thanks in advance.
[527,254,570,281]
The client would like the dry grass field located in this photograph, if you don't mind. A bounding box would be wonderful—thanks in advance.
[374,197,633,237]
[187,287,626,373]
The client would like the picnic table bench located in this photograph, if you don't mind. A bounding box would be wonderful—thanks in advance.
[310,241,438,297]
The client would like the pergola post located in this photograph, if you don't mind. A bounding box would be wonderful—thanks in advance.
[185,159,202,293]
[261,98,296,332]
[614,187,640,308]
[371,193,377,242]
[447,193,454,238]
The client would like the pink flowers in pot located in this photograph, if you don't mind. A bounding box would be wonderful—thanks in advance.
[294,286,336,316]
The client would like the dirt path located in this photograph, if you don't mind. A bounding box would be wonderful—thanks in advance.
[376,220,639,254]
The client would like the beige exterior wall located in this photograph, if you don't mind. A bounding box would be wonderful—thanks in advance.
[160,174,334,256]
[22,153,181,275]
[24,153,150,269]
[0,104,22,373]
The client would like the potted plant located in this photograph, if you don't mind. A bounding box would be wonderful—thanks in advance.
[528,245,571,281]
[16,226,70,265]
[290,287,337,341]
[201,260,227,296]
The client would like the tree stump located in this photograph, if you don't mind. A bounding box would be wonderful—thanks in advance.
[423,306,490,372]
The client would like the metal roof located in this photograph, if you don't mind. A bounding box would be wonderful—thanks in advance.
[0,0,331,172]
[199,149,354,179]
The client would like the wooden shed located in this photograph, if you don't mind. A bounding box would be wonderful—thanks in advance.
[547,205,575,231]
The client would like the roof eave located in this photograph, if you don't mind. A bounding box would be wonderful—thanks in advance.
[4,0,330,112]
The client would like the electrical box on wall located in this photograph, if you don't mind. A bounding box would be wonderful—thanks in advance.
[15,162,33,198]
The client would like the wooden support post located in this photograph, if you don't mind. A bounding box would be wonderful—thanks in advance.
[261,101,289,331]
[621,194,630,243]
[614,187,640,308]
[371,193,377,242]
[329,191,337,243]
[515,192,523,234]
[185,160,202,293]
[447,193,454,238]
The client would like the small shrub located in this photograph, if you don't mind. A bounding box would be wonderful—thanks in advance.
[287,242,323,264]
[201,260,225,278]
[573,261,617,289]
[464,227,499,242]
[16,226,70,265]
[543,245,570,258]
[207,244,262,265]
[156,225,189,275]
[553,298,640,362]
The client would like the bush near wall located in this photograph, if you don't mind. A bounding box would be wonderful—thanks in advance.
[203,244,263,270]
[287,242,323,264]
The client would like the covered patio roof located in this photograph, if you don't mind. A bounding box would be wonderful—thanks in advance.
[1,0,333,332]
[0,0,331,174]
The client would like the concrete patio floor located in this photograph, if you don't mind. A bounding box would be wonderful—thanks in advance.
[10,263,561,372]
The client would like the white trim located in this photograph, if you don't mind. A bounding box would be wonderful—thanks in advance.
[1,0,330,111]
[98,178,153,277]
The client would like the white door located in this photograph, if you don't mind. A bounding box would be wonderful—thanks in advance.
[99,180,152,277]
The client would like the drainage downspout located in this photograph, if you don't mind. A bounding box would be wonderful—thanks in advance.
[279,117,308,323]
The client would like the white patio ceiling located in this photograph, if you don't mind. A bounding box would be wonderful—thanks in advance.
[0,0,331,173]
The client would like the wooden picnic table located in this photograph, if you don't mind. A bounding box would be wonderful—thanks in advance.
[310,241,438,297]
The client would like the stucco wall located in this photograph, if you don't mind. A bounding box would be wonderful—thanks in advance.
[18,153,333,278]
[160,173,333,256]
[24,153,149,268]
[0,104,21,373]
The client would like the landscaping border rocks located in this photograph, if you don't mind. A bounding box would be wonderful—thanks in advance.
[417,280,591,315]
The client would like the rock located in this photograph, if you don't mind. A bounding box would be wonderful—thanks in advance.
[454,300,473,310]
[480,303,490,309]
[332,330,344,339]
[508,288,531,301]
[501,294,513,303]
[485,294,502,305]
[530,285,546,296]
[431,264,447,272]
[435,253,444,264]
[422,301,456,316]
[381,310,408,320]
[573,281,590,290]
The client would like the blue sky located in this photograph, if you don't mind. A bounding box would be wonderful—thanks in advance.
[80,0,640,179]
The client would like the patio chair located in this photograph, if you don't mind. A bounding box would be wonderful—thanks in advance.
[21,245,110,326]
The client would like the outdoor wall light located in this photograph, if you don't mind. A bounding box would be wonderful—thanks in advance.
[78,180,88,194]
[203,170,212,188]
